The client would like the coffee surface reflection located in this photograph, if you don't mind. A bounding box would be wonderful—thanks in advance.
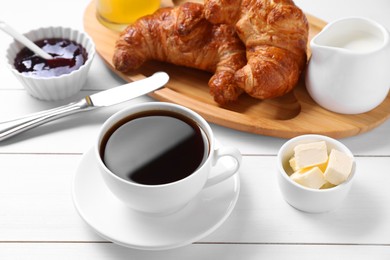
[100,110,208,185]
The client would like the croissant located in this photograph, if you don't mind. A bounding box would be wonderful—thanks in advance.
[204,0,242,25]
[204,0,309,99]
[113,2,246,104]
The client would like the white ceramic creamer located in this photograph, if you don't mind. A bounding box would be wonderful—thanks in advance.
[306,17,390,114]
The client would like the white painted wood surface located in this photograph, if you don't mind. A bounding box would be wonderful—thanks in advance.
[0,0,389,259]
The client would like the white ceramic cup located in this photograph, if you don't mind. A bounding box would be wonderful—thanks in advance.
[277,134,356,213]
[306,17,390,114]
[95,102,242,215]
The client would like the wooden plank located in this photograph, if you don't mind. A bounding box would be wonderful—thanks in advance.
[0,154,389,245]
[0,89,389,155]
[0,243,389,260]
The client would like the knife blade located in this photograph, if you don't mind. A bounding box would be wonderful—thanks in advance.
[88,71,169,107]
[0,71,169,141]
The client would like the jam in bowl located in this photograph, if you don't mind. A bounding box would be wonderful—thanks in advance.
[6,27,95,101]
[14,38,88,78]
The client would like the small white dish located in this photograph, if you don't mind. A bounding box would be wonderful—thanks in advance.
[72,147,240,251]
[277,134,356,213]
[6,26,95,101]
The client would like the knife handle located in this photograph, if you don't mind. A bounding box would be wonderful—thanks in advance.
[0,98,93,142]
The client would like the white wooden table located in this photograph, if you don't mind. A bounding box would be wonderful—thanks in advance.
[0,0,389,258]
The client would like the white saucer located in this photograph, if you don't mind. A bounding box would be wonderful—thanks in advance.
[72,147,240,251]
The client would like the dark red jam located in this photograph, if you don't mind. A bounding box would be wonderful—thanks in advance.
[14,38,88,78]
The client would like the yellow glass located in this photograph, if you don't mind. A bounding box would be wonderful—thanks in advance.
[96,0,160,31]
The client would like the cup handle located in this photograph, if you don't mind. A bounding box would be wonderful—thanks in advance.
[204,147,242,188]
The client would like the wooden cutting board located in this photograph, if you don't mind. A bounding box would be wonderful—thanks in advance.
[83,1,390,139]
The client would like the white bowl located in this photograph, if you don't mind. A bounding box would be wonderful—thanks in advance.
[6,26,95,101]
[277,134,356,213]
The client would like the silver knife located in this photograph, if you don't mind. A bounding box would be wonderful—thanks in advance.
[0,71,169,142]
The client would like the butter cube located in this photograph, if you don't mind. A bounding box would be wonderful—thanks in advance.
[290,167,327,189]
[290,156,328,173]
[321,182,336,189]
[294,141,328,169]
[324,149,353,185]
[289,157,299,172]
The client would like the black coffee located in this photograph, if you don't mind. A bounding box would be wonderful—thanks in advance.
[100,110,208,185]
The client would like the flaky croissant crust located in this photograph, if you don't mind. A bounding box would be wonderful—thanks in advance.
[113,3,246,104]
[113,0,308,103]
[205,0,309,99]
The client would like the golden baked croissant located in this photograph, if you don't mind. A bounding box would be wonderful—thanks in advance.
[204,0,242,25]
[204,0,309,99]
[113,2,246,104]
